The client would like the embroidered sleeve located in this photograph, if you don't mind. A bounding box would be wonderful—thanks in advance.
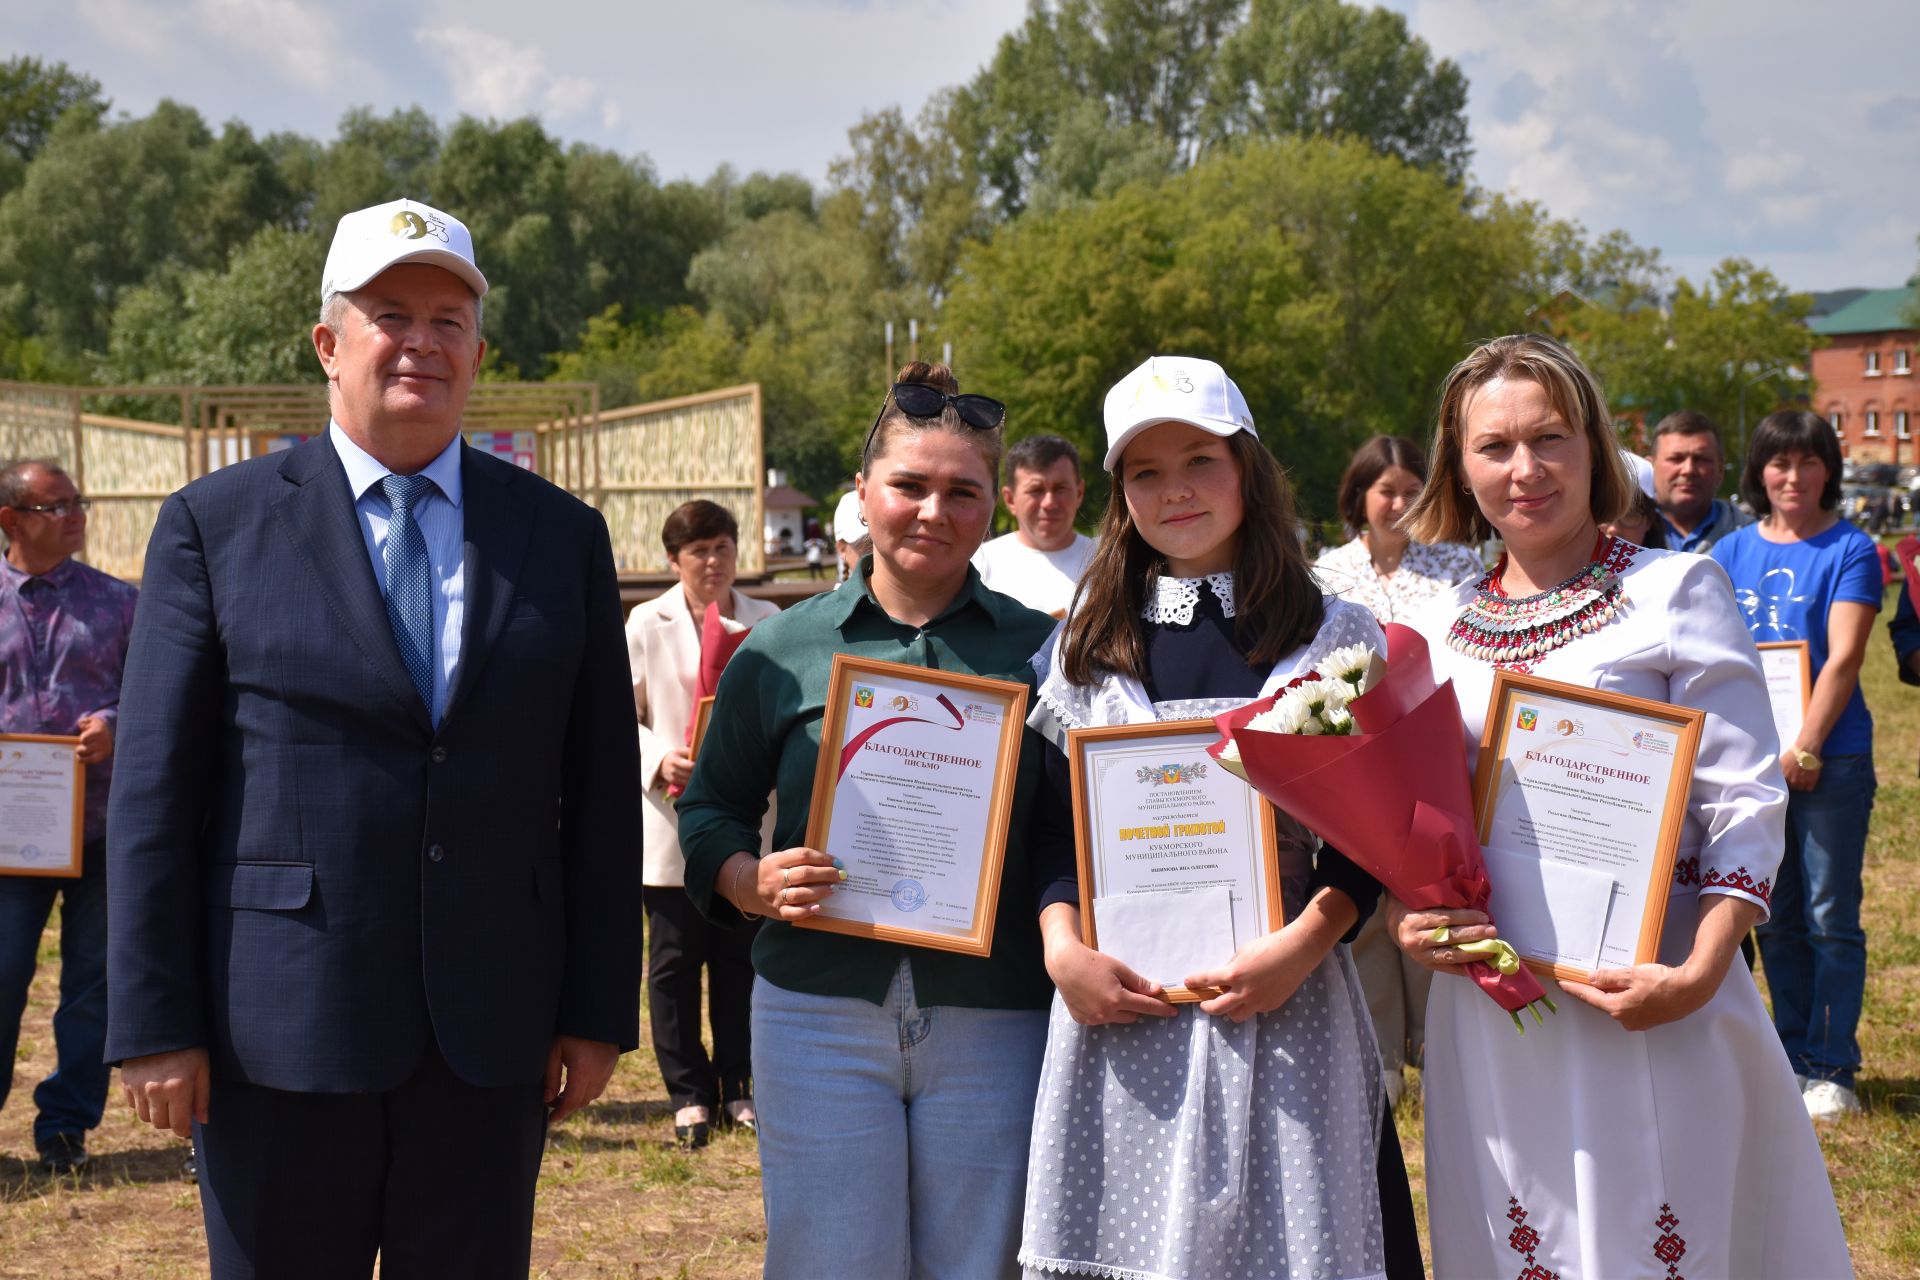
[1663,556,1784,918]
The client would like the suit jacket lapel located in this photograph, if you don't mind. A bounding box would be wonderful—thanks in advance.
[273,437,434,733]
[443,447,533,726]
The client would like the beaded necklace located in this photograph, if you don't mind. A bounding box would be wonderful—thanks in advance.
[1447,534,1634,669]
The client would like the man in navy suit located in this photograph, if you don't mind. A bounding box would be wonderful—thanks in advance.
[105,198,642,1278]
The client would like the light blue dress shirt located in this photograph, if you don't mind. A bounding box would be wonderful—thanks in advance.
[329,422,466,724]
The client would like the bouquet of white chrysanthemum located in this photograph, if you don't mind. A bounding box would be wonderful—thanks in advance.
[1209,625,1558,1033]
[1214,646,1385,772]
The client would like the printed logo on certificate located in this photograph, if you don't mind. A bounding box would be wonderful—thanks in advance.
[0,734,86,878]
[1068,719,1286,1002]
[1474,672,1704,983]
[1754,641,1811,758]
[800,654,1028,956]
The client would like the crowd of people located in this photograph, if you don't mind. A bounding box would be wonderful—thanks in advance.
[0,196,1899,1279]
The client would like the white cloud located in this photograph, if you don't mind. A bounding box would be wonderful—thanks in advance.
[1392,0,1920,288]
[192,0,344,92]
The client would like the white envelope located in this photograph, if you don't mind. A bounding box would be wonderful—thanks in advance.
[1094,885,1238,988]
[1483,846,1615,972]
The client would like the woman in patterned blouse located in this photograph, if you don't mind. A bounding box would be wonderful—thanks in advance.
[1312,435,1485,627]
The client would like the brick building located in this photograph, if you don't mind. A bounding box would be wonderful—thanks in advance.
[1808,282,1920,466]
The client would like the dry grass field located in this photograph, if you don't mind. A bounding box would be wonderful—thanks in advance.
[4,583,1917,1277]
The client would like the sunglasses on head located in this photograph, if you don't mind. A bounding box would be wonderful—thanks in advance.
[863,382,1008,457]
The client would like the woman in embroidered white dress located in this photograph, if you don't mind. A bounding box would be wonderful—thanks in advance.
[1388,334,1851,1279]
[1314,434,1485,1105]
[1019,356,1421,1280]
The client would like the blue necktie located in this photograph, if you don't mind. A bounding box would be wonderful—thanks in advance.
[381,473,437,716]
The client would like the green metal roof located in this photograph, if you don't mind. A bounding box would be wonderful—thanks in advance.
[1808,283,1919,336]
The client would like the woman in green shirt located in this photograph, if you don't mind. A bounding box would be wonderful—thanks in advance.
[677,363,1060,1278]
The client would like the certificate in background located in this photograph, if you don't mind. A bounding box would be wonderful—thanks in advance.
[801,654,1027,956]
[1069,720,1284,1002]
[1755,641,1811,757]
[0,734,84,878]
[1474,673,1702,983]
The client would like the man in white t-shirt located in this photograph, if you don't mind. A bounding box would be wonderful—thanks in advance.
[971,434,1094,617]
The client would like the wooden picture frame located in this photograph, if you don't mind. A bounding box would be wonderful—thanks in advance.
[0,733,86,878]
[799,653,1028,956]
[688,695,717,761]
[1755,641,1812,755]
[1474,671,1704,983]
[1068,718,1286,1003]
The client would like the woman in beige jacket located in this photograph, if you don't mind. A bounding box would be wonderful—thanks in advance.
[627,500,779,1146]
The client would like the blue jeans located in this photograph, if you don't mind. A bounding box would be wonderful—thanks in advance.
[0,839,110,1147]
[751,962,1048,1279]
[1757,754,1874,1088]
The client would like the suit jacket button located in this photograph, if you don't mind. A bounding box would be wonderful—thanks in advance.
[430,746,447,764]
[427,844,445,862]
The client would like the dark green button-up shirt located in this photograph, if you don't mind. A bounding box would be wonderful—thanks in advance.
[678,558,1059,1010]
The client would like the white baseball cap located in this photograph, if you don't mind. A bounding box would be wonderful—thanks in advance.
[320,198,488,302]
[1620,449,1656,498]
[833,490,864,544]
[1102,355,1256,471]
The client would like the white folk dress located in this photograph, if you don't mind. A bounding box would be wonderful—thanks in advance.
[1415,538,1853,1280]
[1019,580,1391,1280]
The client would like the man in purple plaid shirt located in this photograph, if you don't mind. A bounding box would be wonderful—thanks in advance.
[0,457,136,1173]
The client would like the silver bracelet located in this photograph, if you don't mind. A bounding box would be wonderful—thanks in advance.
[732,858,762,920]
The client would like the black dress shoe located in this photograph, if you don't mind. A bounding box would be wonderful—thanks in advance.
[674,1120,711,1149]
[37,1133,87,1174]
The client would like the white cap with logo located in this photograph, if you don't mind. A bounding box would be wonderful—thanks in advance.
[320,198,488,302]
[1102,355,1256,471]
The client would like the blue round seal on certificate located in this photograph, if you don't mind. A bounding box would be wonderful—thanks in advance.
[18,844,41,863]
[890,879,928,912]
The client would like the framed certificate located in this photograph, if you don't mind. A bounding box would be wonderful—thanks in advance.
[1474,672,1704,983]
[1068,719,1285,1002]
[0,734,85,878]
[1755,641,1811,756]
[800,654,1028,956]
[688,696,718,761]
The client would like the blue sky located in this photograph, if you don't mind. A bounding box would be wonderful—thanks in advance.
[9,0,1916,292]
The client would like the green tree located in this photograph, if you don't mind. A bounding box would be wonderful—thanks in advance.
[943,137,1558,522]
[0,57,106,194]
[0,100,286,363]
[1553,252,1817,460]
[1207,0,1470,181]
[102,225,327,386]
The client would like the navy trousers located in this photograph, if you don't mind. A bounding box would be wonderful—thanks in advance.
[194,1046,548,1279]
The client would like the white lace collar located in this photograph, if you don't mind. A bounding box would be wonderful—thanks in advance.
[1142,572,1236,625]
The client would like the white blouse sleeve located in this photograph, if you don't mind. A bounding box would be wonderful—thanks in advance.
[1661,555,1788,921]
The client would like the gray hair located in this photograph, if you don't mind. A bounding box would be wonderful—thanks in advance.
[319,289,484,335]
[0,458,69,509]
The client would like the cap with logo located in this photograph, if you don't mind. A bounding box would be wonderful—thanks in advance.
[320,198,488,302]
[1102,355,1256,471]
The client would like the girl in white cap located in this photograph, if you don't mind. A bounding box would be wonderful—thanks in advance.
[1020,356,1418,1280]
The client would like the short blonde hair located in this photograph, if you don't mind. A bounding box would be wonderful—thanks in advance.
[1404,333,1633,546]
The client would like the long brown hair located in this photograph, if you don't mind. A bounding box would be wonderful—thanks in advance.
[1060,432,1324,685]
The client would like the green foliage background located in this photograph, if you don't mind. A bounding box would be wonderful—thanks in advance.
[0,3,1842,506]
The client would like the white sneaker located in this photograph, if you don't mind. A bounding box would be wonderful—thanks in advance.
[1802,1080,1862,1121]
